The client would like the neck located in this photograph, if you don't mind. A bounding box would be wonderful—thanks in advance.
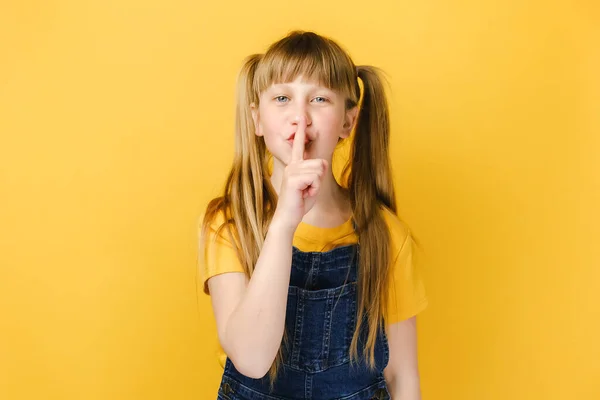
[270,159,352,228]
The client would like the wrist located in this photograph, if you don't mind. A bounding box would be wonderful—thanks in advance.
[268,215,297,240]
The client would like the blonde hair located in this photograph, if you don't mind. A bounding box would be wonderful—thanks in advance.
[199,30,397,385]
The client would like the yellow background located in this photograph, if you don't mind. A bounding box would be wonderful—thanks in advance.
[1,1,598,399]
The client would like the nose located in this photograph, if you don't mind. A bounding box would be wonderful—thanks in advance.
[291,112,312,129]
[289,102,312,127]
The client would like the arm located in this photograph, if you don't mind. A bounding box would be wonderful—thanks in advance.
[207,218,295,379]
[384,316,422,400]
[207,118,326,379]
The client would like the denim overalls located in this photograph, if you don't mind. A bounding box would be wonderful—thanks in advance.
[217,242,391,400]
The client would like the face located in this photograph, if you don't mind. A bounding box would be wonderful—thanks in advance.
[251,76,357,166]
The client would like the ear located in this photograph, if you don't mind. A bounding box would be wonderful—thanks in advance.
[340,106,359,139]
[250,102,263,136]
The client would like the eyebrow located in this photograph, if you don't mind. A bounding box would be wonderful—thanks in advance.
[268,83,333,92]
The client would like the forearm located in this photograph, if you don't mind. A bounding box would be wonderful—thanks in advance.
[224,219,295,376]
[384,316,422,400]
[388,375,422,400]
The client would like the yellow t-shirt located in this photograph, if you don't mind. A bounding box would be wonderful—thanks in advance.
[199,206,428,368]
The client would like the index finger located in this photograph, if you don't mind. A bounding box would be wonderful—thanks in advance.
[291,117,306,162]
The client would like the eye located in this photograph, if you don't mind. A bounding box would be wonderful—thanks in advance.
[312,96,328,103]
[274,95,289,103]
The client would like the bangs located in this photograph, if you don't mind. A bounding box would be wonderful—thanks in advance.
[254,31,359,103]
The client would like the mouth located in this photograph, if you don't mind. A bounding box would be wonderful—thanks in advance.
[286,133,313,147]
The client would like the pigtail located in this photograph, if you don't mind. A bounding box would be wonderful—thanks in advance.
[348,65,397,367]
[201,53,278,274]
[353,66,396,212]
[230,54,275,267]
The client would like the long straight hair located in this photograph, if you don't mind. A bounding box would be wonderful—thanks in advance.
[199,30,397,384]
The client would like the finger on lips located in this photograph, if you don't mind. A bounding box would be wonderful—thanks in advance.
[292,116,307,162]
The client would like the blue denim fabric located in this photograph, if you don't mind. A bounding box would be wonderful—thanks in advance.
[216,244,391,399]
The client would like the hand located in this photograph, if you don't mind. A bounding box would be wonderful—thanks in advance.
[272,117,328,232]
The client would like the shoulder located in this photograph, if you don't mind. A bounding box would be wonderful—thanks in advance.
[198,199,238,246]
[198,197,227,229]
[379,205,428,323]
[200,208,227,232]
[198,201,244,294]
[378,204,412,257]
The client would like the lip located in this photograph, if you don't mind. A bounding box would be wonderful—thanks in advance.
[286,133,312,144]
[286,139,313,149]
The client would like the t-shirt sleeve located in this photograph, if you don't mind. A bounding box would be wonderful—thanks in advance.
[198,212,245,295]
[385,231,428,325]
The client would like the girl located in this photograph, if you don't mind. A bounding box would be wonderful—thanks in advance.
[199,31,428,400]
